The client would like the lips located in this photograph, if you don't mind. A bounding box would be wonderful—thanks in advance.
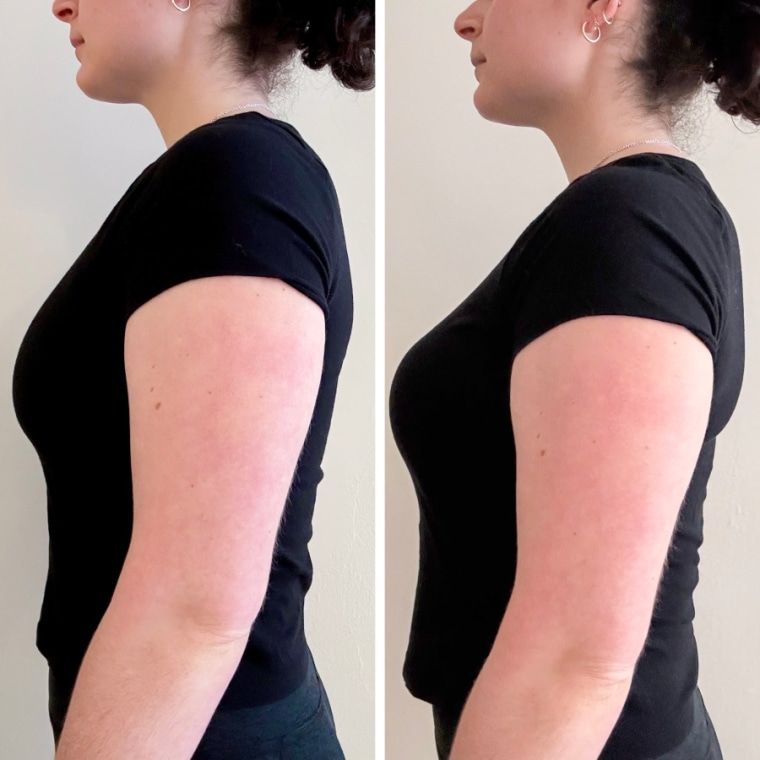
[70,36,84,47]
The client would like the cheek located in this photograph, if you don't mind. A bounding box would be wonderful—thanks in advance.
[90,2,169,62]
[473,32,537,112]
[73,1,177,101]
[472,32,583,124]
[481,2,580,86]
[75,32,166,102]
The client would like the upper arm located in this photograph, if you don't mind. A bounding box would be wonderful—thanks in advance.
[501,314,713,678]
[116,274,325,639]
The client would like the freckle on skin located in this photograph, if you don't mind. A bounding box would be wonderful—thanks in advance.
[536,433,541,439]
[540,449,546,457]
[155,402,161,410]
[150,387,154,392]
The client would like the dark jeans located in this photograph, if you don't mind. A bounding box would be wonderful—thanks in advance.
[432,686,723,760]
[49,653,345,760]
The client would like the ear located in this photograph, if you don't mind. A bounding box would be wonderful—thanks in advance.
[599,0,623,24]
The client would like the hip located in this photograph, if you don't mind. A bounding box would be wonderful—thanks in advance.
[49,652,345,760]
[191,653,345,760]
[431,685,722,760]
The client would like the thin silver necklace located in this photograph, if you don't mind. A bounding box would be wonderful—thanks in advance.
[211,103,276,123]
[593,138,684,170]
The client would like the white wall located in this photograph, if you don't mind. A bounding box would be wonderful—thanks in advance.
[0,5,374,759]
[386,1,760,757]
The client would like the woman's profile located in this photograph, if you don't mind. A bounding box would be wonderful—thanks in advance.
[389,0,754,758]
[12,0,373,758]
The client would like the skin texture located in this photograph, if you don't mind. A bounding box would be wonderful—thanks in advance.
[47,3,331,757]
[454,0,685,182]
[51,0,271,147]
[446,1,717,757]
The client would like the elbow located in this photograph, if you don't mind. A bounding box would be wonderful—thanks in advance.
[553,634,643,693]
[570,654,637,689]
[167,586,268,646]
[551,635,641,691]
[491,612,641,692]
[179,606,262,647]
[560,633,644,687]
[108,570,267,649]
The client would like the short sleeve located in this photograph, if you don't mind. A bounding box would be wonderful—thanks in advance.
[510,168,727,363]
[123,120,340,321]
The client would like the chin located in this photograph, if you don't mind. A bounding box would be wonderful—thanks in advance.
[473,86,535,128]
[75,69,135,105]
[473,87,509,124]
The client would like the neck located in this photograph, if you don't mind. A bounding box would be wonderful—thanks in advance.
[139,39,272,149]
[539,78,681,184]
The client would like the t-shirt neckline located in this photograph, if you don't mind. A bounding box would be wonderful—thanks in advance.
[595,151,701,173]
[567,151,703,190]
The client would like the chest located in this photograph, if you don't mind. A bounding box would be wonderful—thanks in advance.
[389,257,524,493]
[12,224,131,462]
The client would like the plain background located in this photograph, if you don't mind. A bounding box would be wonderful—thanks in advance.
[0,5,374,759]
[386,1,760,757]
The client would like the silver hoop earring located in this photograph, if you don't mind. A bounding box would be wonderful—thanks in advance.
[171,0,190,11]
[582,19,601,43]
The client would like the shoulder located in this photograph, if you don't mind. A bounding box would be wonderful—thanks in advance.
[139,115,337,214]
[508,157,737,363]
[552,156,729,247]
[526,156,737,291]
[121,117,347,321]
[165,114,327,174]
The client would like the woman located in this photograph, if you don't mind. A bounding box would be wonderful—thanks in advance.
[390,0,754,758]
[12,0,373,758]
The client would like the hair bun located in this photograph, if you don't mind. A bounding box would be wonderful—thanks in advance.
[732,0,760,14]
[298,2,375,92]
[219,1,374,93]
[703,0,760,124]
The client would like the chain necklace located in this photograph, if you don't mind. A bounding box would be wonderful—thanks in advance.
[211,102,276,123]
[593,138,684,170]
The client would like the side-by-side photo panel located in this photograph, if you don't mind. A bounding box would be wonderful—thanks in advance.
[1,2,374,759]
[386,0,760,758]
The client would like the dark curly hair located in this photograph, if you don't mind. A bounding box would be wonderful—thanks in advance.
[623,0,760,127]
[217,0,375,92]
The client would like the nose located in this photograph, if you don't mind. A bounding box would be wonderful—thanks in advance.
[52,0,77,23]
[455,1,482,40]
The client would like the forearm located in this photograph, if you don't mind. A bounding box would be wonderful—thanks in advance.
[450,643,632,760]
[55,601,248,760]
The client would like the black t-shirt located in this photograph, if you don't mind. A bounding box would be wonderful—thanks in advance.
[12,112,353,709]
[389,153,744,759]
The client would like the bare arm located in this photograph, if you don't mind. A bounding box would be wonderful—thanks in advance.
[55,275,325,760]
[450,314,713,759]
